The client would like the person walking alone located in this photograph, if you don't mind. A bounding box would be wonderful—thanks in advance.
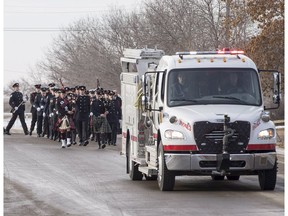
[4,83,29,135]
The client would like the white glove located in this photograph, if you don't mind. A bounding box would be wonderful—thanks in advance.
[40,105,44,109]
[51,113,54,117]
[37,107,41,112]
[43,113,46,117]
[14,107,18,111]
[65,106,68,111]
[56,111,59,115]
[90,112,93,117]
[23,95,28,102]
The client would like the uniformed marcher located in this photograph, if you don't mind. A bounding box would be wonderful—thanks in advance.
[91,89,106,149]
[75,86,90,146]
[49,88,60,141]
[29,84,41,135]
[34,87,49,137]
[107,91,120,146]
[66,93,77,145]
[4,83,29,135]
[55,89,72,148]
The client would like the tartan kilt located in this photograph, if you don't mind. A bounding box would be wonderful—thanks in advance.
[93,116,111,133]
[101,116,112,133]
[92,116,102,133]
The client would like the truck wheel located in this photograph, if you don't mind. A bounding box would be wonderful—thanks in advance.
[157,142,175,191]
[128,141,143,181]
[226,175,240,180]
[211,176,225,180]
[258,160,277,190]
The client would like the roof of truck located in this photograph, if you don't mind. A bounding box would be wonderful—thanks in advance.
[157,51,257,71]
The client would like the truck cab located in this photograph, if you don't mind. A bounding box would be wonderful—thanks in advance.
[120,48,281,191]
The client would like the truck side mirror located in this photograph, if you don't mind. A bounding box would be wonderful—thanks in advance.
[272,72,281,104]
[259,69,281,110]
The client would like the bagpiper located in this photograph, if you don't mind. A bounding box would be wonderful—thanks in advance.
[55,89,72,148]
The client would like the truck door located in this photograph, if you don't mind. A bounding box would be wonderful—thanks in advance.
[152,71,165,130]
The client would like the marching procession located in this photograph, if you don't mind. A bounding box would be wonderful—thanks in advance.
[4,82,122,149]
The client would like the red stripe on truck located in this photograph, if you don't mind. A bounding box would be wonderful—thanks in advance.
[246,144,276,151]
[164,145,198,151]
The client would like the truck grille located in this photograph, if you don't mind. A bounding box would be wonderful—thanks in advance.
[193,121,250,154]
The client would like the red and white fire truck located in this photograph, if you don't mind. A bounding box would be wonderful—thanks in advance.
[120,47,281,191]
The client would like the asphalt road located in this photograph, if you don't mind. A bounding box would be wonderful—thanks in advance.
[4,134,284,216]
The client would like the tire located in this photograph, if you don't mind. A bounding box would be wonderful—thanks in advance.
[145,174,157,181]
[226,175,240,180]
[258,160,277,190]
[211,175,225,180]
[128,140,143,181]
[157,142,175,191]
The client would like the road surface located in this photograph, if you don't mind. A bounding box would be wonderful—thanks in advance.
[4,134,284,216]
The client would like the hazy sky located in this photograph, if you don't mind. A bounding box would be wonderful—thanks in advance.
[4,0,143,84]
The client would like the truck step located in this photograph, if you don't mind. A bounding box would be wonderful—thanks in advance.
[138,166,158,176]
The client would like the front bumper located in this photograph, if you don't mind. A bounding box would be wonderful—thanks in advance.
[165,152,277,171]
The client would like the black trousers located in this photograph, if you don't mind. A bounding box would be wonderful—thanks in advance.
[76,119,88,143]
[36,115,43,135]
[6,111,28,133]
[108,121,118,144]
[42,115,49,136]
[30,110,37,132]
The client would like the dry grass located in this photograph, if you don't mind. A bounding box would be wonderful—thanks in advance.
[276,128,284,148]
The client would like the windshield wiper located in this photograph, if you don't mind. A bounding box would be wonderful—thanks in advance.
[213,96,246,104]
[170,99,199,103]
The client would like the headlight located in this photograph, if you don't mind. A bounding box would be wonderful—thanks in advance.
[257,128,275,140]
[164,130,185,139]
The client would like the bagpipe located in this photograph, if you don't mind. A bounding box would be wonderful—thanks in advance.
[58,115,70,132]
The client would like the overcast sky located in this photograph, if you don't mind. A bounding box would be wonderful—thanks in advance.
[3,0,143,84]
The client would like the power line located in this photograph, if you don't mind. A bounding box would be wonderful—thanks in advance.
[4,10,109,14]
[4,28,89,32]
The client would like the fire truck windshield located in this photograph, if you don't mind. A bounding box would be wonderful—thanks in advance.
[167,68,262,107]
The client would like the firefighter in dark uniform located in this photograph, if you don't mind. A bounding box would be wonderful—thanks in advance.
[66,93,77,145]
[89,89,97,141]
[75,86,90,146]
[34,87,49,137]
[49,88,59,141]
[46,82,55,138]
[113,90,122,134]
[91,89,106,149]
[4,83,29,135]
[29,84,41,135]
[107,91,120,146]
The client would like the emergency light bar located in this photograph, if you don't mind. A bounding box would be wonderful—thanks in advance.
[176,50,245,56]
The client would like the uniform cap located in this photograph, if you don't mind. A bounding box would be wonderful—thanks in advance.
[70,87,76,92]
[41,87,48,92]
[67,93,74,97]
[34,84,41,89]
[48,83,56,87]
[109,91,115,96]
[79,85,86,91]
[64,86,70,91]
[89,89,95,94]
[12,83,19,88]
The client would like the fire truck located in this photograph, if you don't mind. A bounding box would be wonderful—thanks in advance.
[120,47,281,191]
